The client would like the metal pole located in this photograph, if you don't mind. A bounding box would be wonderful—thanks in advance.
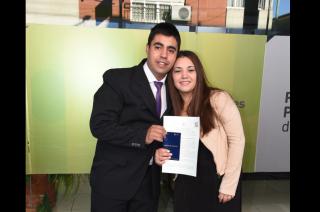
[196,0,199,33]
[265,0,272,35]
[276,0,280,18]
[119,0,123,28]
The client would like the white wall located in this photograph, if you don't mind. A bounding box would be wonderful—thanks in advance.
[226,7,244,29]
[26,0,80,25]
[258,9,273,30]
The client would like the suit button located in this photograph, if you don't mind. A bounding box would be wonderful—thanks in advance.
[131,142,141,147]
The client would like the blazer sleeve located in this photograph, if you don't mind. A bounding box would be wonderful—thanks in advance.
[213,91,245,196]
[90,69,148,149]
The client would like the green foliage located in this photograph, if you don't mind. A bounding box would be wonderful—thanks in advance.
[36,193,52,212]
[48,174,84,198]
[26,174,31,183]
[26,173,87,211]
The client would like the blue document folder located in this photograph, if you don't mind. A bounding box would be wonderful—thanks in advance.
[163,132,181,160]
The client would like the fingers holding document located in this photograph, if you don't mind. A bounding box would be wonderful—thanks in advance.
[145,125,166,144]
[155,148,172,165]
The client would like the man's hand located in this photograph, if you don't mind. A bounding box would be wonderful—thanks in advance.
[155,148,172,165]
[218,192,234,203]
[145,125,166,144]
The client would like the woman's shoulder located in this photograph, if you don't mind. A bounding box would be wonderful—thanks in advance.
[209,90,235,113]
[209,90,232,104]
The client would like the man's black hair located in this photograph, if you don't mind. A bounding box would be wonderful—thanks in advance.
[147,22,181,51]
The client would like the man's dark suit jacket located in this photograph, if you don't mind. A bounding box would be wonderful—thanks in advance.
[89,59,172,200]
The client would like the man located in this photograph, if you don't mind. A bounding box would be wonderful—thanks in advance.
[89,22,181,212]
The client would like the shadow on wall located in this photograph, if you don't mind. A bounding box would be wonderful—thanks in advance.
[95,0,113,22]
[79,0,113,22]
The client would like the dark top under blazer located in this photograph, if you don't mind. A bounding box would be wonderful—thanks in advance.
[89,59,172,200]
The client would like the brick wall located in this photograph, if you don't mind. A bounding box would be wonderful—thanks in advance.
[79,0,130,20]
[79,0,227,26]
[186,0,227,26]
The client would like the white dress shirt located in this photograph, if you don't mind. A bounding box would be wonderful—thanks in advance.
[143,62,168,165]
[143,62,167,117]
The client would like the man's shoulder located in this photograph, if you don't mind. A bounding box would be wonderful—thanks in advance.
[101,58,147,83]
[102,65,139,82]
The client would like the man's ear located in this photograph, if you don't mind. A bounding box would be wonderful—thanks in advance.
[146,44,149,54]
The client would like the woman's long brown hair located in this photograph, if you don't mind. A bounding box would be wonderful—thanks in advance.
[168,50,222,136]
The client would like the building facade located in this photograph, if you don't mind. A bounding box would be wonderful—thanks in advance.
[78,0,273,29]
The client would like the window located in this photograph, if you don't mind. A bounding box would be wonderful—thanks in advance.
[258,0,266,9]
[132,2,144,21]
[145,4,157,22]
[228,0,245,7]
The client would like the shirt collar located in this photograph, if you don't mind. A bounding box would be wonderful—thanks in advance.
[143,62,167,83]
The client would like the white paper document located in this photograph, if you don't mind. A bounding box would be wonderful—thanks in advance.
[162,116,200,177]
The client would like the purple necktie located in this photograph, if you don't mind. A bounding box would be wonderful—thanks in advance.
[154,81,163,117]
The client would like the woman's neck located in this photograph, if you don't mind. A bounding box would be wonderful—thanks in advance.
[180,93,192,116]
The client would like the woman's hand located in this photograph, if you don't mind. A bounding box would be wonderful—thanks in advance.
[155,148,172,165]
[218,192,234,203]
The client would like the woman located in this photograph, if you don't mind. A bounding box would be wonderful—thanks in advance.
[155,50,245,212]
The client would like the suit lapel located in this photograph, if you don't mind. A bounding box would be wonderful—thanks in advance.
[132,62,157,117]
